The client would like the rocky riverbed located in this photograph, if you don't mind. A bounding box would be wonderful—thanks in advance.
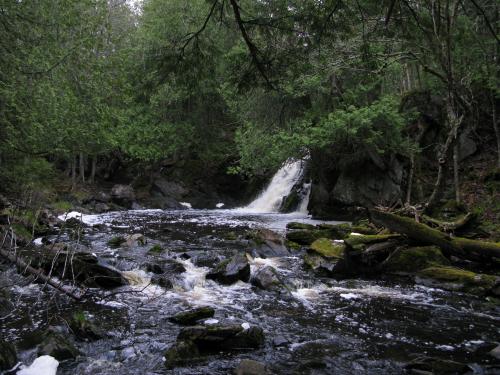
[1,209,499,374]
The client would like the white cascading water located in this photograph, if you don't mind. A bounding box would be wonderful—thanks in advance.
[242,159,310,213]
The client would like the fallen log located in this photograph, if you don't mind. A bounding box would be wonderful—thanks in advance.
[421,212,475,232]
[369,210,500,262]
[0,247,86,300]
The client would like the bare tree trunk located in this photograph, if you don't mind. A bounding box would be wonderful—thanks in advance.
[90,156,97,184]
[79,152,85,183]
[71,155,77,190]
[453,142,460,204]
[406,153,414,204]
[494,101,500,168]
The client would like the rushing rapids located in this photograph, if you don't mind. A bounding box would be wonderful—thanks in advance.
[1,209,499,374]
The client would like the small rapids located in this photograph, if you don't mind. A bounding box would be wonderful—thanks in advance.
[2,209,500,374]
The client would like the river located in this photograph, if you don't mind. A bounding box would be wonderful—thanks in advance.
[2,208,499,374]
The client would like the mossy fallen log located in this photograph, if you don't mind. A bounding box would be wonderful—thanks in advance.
[369,210,500,261]
[421,212,475,232]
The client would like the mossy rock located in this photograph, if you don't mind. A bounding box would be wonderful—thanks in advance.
[317,223,352,239]
[107,236,126,248]
[417,266,498,295]
[286,230,324,245]
[148,244,164,254]
[344,234,401,250]
[11,223,32,243]
[286,222,316,230]
[0,340,17,371]
[309,238,344,259]
[285,240,301,250]
[384,246,450,274]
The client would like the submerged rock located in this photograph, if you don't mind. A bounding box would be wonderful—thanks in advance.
[0,340,17,371]
[251,266,285,292]
[207,253,250,285]
[169,307,215,325]
[234,359,270,375]
[38,330,81,360]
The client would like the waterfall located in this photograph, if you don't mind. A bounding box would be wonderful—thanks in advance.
[242,159,310,214]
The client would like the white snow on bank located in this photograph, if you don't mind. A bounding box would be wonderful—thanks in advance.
[57,211,100,225]
[180,202,192,209]
[17,355,59,375]
[340,293,360,300]
[33,237,43,246]
[216,202,225,208]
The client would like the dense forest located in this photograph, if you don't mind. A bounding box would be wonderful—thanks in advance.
[0,0,498,214]
[1,1,500,374]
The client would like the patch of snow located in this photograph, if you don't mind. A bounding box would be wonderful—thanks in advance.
[17,355,59,375]
[33,237,43,246]
[436,344,455,351]
[241,322,250,330]
[340,293,360,300]
[204,318,219,325]
[180,202,192,209]
[216,203,225,208]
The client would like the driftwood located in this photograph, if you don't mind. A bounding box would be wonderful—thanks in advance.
[369,210,500,262]
[0,247,85,300]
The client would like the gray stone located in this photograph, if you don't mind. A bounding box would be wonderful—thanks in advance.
[0,340,17,371]
[251,266,284,292]
[207,253,250,285]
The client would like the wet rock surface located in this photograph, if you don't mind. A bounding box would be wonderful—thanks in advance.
[207,253,251,285]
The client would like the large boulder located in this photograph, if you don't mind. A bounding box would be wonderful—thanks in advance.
[178,324,265,351]
[304,238,346,276]
[164,324,265,368]
[110,184,135,208]
[27,246,128,289]
[249,229,289,257]
[152,179,189,200]
[0,340,17,371]
[38,330,81,360]
[251,266,285,292]
[207,253,250,285]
